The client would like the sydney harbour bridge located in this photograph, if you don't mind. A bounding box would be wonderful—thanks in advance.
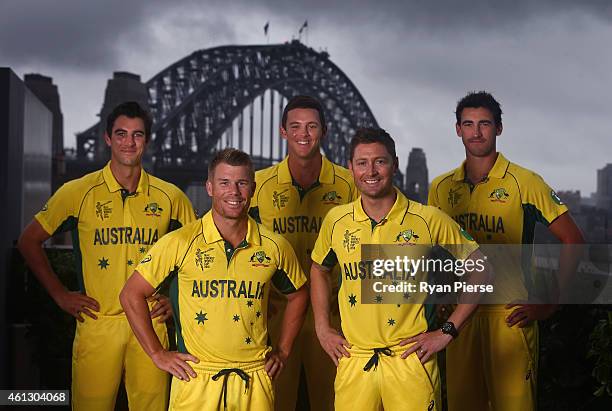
[69,40,393,191]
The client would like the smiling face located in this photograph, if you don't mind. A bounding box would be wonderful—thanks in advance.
[104,115,147,167]
[456,107,503,158]
[206,162,255,220]
[349,142,398,200]
[281,107,325,160]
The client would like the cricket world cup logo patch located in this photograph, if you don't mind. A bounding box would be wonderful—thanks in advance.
[322,191,342,205]
[448,187,462,207]
[195,247,215,271]
[145,202,163,217]
[95,201,112,221]
[250,250,271,267]
[343,229,361,252]
[272,189,289,210]
[489,188,509,203]
[395,229,419,245]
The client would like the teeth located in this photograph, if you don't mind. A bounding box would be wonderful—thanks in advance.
[227,201,241,205]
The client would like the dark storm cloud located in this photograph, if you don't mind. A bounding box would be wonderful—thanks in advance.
[2,0,611,72]
[0,0,159,69]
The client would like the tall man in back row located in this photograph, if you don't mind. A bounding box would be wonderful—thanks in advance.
[18,102,196,410]
[429,91,584,410]
[250,95,357,410]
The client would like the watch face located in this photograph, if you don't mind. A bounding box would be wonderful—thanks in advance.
[442,323,452,333]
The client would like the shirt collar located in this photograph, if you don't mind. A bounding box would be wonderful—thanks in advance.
[353,187,408,223]
[277,155,335,185]
[102,161,150,194]
[200,211,261,246]
[452,152,510,182]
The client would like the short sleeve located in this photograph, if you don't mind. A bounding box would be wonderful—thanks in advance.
[34,182,79,235]
[136,231,185,289]
[311,213,338,268]
[271,236,307,294]
[427,180,440,208]
[429,210,479,260]
[171,191,197,230]
[521,174,568,225]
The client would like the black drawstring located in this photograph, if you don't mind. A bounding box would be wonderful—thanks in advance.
[211,368,251,410]
[363,347,393,371]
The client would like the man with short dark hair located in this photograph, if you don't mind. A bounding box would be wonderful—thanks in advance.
[121,148,309,410]
[18,101,196,410]
[311,128,485,410]
[429,91,584,411]
[250,95,357,410]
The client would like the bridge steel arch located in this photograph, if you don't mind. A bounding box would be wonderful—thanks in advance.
[77,41,378,181]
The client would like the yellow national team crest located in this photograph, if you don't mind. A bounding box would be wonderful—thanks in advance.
[144,202,163,217]
[95,200,112,221]
[395,229,419,245]
[489,188,509,203]
[195,247,215,270]
[322,191,342,205]
[343,229,361,252]
[272,189,289,210]
[250,250,271,267]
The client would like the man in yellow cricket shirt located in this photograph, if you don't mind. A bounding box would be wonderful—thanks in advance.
[429,91,584,411]
[310,128,487,410]
[18,101,196,410]
[120,148,309,410]
[250,95,357,410]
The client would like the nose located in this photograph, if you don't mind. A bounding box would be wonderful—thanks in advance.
[473,125,483,138]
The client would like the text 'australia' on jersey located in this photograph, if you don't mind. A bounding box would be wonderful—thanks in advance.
[35,163,195,315]
[311,189,478,350]
[136,212,307,363]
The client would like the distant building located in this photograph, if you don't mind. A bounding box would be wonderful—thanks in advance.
[24,74,64,191]
[0,67,53,387]
[404,148,428,203]
[596,163,612,210]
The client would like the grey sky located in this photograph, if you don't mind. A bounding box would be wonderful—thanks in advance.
[2,0,611,195]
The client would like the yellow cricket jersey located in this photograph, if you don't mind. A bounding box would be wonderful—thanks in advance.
[250,156,357,276]
[311,189,478,350]
[429,153,568,299]
[136,212,307,363]
[35,162,196,316]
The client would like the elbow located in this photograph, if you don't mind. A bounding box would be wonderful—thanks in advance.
[119,286,131,312]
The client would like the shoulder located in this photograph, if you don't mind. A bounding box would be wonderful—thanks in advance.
[254,163,280,185]
[430,170,455,191]
[330,162,353,187]
[148,174,188,201]
[163,219,202,243]
[55,169,105,200]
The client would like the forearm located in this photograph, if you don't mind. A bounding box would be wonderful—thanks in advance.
[120,286,164,357]
[276,287,308,355]
[310,263,333,333]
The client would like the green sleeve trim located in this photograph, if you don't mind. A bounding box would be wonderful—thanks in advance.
[52,216,78,236]
[321,249,338,268]
[168,267,186,353]
[169,219,183,232]
[272,268,299,294]
[248,206,261,223]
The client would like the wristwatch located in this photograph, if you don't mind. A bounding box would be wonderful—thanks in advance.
[440,321,458,338]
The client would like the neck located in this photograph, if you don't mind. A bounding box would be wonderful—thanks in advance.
[464,151,498,184]
[287,153,322,189]
[361,190,397,223]
[211,212,248,248]
[109,160,142,193]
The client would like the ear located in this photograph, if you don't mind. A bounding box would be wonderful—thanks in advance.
[205,179,213,197]
[393,156,399,173]
[280,125,288,140]
[496,123,503,136]
[455,123,461,137]
[104,132,112,147]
